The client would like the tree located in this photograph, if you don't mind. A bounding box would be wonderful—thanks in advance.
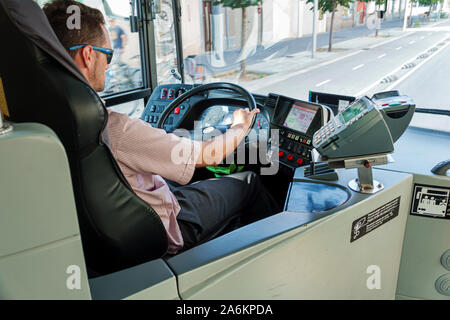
[418,0,442,21]
[211,0,263,78]
[307,0,353,52]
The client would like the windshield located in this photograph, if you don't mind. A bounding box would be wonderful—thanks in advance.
[180,0,450,132]
[34,0,450,131]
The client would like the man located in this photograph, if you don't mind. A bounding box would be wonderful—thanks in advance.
[108,18,127,64]
[43,0,281,254]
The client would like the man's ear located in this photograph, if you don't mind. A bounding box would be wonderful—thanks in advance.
[79,45,95,69]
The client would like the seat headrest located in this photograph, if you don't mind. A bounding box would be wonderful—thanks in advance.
[0,0,87,85]
[0,0,169,275]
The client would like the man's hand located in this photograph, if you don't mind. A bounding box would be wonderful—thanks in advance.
[196,107,260,168]
[231,108,259,129]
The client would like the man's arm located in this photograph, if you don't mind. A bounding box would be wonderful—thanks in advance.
[120,33,127,48]
[119,27,127,49]
[195,108,259,168]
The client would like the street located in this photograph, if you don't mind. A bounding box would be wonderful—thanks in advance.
[243,19,450,131]
[394,34,450,110]
[250,20,450,98]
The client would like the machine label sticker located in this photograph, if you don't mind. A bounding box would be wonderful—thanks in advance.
[350,197,400,243]
[411,184,450,219]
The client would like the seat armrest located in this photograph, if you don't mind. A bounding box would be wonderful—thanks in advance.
[89,259,178,300]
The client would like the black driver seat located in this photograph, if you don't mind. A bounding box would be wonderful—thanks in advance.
[0,0,168,276]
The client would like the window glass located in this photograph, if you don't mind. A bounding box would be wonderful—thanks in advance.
[101,0,143,95]
[153,0,181,85]
[36,0,143,96]
[108,98,145,118]
[180,0,450,132]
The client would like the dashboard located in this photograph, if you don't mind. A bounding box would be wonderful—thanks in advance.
[141,84,328,170]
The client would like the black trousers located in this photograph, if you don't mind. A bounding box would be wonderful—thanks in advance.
[168,171,282,251]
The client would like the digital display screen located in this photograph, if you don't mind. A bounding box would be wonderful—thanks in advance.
[283,103,317,133]
[341,99,368,123]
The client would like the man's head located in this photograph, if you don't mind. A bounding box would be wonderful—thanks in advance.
[43,0,112,92]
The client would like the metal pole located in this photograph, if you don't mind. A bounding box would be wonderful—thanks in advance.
[312,0,317,58]
[402,0,409,30]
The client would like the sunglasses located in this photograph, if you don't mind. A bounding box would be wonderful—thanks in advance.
[69,45,114,64]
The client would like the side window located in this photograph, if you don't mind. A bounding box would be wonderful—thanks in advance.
[100,0,143,95]
[153,0,180,85]
[35,0,144,97]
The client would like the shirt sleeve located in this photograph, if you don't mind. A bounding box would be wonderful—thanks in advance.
[107,110,201,185]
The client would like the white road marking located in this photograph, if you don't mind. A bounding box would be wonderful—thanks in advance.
[378,54,386,59]
[316,79,331,87]
[355,36,450,97]
[386,40,450,90]
[396,46,402,50]
[409,40,415,44]
[420,36,425,39]
[352,64,364,71]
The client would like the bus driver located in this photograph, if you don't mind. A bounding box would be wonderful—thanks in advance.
[43,0,281,255]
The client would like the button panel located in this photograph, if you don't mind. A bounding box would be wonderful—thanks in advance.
[141,84,195,130]
[277,127,314,168]
[313,117,341,147]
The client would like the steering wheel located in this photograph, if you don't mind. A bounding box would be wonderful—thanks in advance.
[156,82,257,131]
[156,82,273,171]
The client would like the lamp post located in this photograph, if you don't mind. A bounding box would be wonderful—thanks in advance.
[312,0,318,58]
[402,0,408,30]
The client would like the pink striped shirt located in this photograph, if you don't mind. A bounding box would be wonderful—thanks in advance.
[106,110,201,254]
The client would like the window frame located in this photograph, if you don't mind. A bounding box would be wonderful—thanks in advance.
[104,0,153,107]
[105,0,185,107]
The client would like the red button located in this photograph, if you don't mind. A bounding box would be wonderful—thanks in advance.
[174,107,180,114]
[168,88,175,99]
[297,158,303,165]
[287,154,293,161]
[278,151,284,157]
[160,88,168,99]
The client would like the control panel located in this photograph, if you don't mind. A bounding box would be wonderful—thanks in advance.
[278,129,314,167]
[141,84,199,131]
[266,93,326,168]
